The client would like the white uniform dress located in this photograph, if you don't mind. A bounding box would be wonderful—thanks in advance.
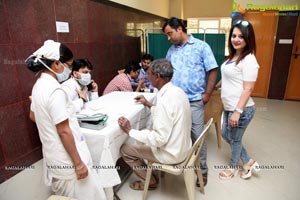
[62,77,99,112]
[31,73,106,200]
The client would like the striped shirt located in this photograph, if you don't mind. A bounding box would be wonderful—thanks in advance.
[103,73,133,95]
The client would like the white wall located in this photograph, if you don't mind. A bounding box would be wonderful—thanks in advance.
[109,0,170,18]
[183,0,233,18]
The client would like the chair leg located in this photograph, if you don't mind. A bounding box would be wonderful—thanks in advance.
[143,167,153,200]
[195,156,205,194]
[215,120,222,148]
[183,169,196,200]
[195,165,205,194]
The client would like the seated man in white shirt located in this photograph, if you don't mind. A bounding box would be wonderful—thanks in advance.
[62,58,99,112]
[118,59,192,190]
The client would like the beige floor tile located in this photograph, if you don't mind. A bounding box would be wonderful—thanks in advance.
[117,98,300,200]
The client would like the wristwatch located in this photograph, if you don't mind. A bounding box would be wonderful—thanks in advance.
[235,107,243,114]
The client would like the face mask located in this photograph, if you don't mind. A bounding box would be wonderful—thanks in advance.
[56,64,71,83]
[36,58,71,83]
[77,73,91,86]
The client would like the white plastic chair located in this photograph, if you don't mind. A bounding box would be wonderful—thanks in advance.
[47,195,78,200]
[143,118,213,200]
[204,89,223,148]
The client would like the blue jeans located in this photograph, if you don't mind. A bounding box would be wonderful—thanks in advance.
[222,106,255,168]
[190,100,207,174]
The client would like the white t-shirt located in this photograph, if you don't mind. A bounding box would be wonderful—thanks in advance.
[31,73,93,185]
[129,82,192,164]
[221,54,259,111]
[62,77,99,112]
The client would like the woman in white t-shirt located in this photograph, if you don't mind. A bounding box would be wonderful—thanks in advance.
[217,20,260,180]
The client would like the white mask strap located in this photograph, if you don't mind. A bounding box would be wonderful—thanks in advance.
[36,57,57,74]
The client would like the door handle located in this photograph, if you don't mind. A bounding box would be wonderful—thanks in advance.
[293,53,300,59]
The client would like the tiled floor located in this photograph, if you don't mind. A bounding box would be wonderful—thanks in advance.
[0,98,299,200]
[116,98,300,200]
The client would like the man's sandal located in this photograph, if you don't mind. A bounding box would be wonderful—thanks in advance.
[129,180,157,190]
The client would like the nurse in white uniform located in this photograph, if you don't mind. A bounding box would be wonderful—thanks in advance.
[26,40,107,200]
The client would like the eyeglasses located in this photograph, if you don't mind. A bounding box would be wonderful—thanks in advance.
[233,20,249,27]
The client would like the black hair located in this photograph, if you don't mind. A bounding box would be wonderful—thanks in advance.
[162,17,187,33]
[25,57,54,72]
[59,43,73,63]
[72,58,93,73]
[141,54,154,61]
[26,43,73,72]
[124,61,141,74]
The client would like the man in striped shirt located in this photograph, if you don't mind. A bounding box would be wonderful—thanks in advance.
[103,61,144,95]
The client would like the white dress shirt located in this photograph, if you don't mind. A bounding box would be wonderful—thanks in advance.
[62,77,99,112]
[129,82,192,164]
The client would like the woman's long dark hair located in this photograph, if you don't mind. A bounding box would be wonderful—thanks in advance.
[227,21,256,64]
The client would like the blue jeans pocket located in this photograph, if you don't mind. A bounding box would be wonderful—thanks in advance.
[238,106,255,128]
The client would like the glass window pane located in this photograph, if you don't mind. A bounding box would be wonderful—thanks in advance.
[187,17,231,55]
[199,20,219,33]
